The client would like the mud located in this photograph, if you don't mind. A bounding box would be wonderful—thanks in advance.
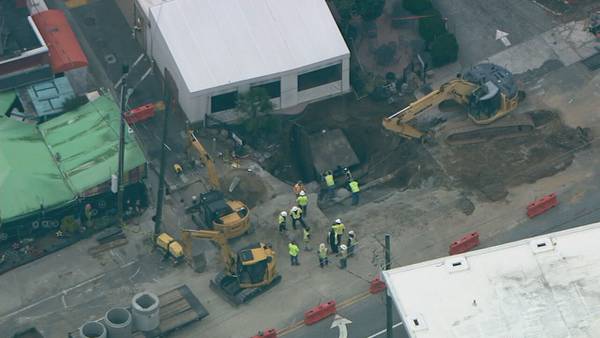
[436,110,591,201]
[221,169,268,209]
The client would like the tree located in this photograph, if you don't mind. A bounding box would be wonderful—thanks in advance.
[236,87,274,118]
[402,0,433,14]
[430,33,459,67]
[355,0,385,21]
[418,12,447,42]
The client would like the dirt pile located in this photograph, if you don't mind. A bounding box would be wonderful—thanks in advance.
[437,111,591,201]
[222,169,268,208]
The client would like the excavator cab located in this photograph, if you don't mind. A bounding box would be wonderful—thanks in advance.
[191,190,250,239]
[468,81,502,122]
[236,243,272,285]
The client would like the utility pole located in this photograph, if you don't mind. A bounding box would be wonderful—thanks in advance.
[154,93,171,235]
[385,233,393,338]
[117,64,129,226]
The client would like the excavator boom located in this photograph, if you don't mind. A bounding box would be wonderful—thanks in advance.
[188,130,221,190]
[181,229,235,273]
[383,79,478,139]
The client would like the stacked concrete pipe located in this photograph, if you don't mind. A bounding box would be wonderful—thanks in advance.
[80,321,107,338]
[131,292,160,331]
[104,307,132,337]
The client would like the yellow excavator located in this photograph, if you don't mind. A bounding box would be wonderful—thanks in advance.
[156,228,280,305]
[186,130,250,239]
[383,63,533,144]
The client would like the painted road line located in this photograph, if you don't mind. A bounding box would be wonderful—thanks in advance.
[365,322,404,338]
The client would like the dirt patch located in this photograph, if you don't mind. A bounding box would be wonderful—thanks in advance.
[436,111,591,201]
[221,169,268,208]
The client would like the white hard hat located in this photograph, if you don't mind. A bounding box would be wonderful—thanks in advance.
[291,206,299,212]
[281,211,287,217]
[340,244,347,250]
[299,190,306,196]
[348,230,355,235]
[335,219,341,224]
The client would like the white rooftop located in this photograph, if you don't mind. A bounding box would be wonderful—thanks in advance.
[383,223,600,338]
[149,0,350,93]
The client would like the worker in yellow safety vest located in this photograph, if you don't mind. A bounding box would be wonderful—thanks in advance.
[349,179,360,205]
[318,243,328,268]
[289,240,300,266]
[173,163,183,176]
[323,170,335,200]
[278,211,288,233]
[332,219,345,252]
[303,226,311,251]
[297,190,309,216]
[290,206,306,230]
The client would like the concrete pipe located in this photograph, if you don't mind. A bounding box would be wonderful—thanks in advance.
[80,321,107,338]
[104,307,132,338]
[131,292,160,331]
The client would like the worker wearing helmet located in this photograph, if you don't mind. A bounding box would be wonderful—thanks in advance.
[290,206,306,230]
[297,190,309,216]
[347,230,357,257]
[293,180,305,196]
[278,211,288,233]
[331,219,345,250]
[339,244,348,269]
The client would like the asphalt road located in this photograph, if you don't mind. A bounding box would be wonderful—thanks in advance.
[282,293,408,338]
[437,0,557,67]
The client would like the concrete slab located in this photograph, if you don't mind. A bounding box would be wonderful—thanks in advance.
[309,129,359,174]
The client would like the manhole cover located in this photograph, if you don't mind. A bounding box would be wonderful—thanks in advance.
[84,16,96,26]
[105,54,117,64]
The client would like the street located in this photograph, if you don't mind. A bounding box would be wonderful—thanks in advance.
[281,293,408,338]
[437,0,557,67]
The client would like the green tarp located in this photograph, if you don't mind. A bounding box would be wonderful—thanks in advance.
[0,90,16,115]
[39,96,146,194]
[0,117,76,221]
[0,95,146,223]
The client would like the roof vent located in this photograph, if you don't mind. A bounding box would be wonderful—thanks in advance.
[530,237,554,254]
[407,313,427,331]
[445,256,469,273]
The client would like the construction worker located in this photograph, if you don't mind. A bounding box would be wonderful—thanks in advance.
[297,190,309,216]
[290,206,306,230]
[278,211,288,233]
[318,243,328,268]
[339,244,348,269]
[328,228,338,254]
[323,170,335,200]
[289,240,300,266]
[347,230,357,257]
[332,219,345,249]
[303,226,311,251]
[293,180,305,196]
[173,163,183,176]
[349,179,360,206]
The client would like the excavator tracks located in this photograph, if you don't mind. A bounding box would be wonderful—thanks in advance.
[441,114,535,145]
[211,273,282,306]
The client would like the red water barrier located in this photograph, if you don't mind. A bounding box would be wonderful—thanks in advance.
[304,300,336,325]
[449,232,480,255]
[527,193,558,218]
[369,277,386,294]
[251,329,277,338]
[125,103,155,124]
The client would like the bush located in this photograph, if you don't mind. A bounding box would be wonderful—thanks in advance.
[402,0,433,14]
[418,12,447,42]
[430,33,459,67]
[355,0,385,21]
[375,42,397,66]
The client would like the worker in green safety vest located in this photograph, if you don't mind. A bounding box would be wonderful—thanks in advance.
[289,240,300,266]
[349,179,360,205]
[297,190,309,216]
[323,170,335,200]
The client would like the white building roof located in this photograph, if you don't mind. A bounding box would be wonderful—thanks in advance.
[149,0,350,94]
[383,223,600,338]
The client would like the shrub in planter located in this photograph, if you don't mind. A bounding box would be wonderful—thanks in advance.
[418,11,446,42]
[430,33,459,67]
[402,0,433,15]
